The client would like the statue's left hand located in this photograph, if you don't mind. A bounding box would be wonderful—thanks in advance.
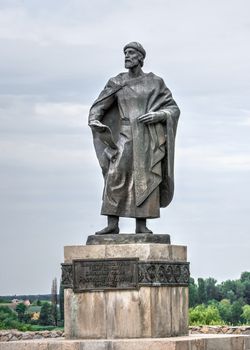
[138,111,166,124]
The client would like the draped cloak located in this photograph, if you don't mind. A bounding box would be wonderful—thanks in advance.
[89,72,180,218]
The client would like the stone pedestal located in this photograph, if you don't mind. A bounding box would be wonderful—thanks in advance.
[62,236,189,340]
[1,334,250,350]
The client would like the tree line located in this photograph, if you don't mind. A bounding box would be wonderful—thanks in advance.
[0,278,64,331]
[189,272,250,325]
[1,272,250,329]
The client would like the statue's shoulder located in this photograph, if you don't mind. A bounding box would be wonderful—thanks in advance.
[107,73,126,86]
[147,72,165,84]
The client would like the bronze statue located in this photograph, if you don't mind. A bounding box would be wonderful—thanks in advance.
[89,42,180,235]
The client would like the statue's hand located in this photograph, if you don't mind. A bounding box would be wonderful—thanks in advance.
[138,111,166,124]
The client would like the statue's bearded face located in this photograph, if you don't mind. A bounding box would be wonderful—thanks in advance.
[124,48,141,69]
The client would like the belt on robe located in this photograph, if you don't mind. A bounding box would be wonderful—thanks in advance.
[120,119,130,125]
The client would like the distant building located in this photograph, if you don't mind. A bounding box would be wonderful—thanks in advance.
[11,298,30,306]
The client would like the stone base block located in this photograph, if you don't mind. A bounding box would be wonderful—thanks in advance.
[1,334,250,350]
[63,243,188,339]
[64,286,188,339]
[64,243,187,263]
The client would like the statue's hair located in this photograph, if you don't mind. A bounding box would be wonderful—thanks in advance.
[137,51,144,67]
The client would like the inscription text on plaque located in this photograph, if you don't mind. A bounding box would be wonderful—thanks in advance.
[73,258,138,292]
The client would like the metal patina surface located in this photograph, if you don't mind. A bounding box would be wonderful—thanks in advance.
[86,233,171,245]
[88,42,180,235]
[73,258,138,292]
[61,260,189,291]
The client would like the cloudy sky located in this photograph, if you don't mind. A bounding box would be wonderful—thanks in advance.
[0,0,249,295]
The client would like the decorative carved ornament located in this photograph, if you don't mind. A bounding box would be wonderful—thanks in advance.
[61,259,190,292]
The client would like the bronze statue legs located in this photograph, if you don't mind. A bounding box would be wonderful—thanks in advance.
[95,216,152,235]
[135,218,152,234]
[95,215,119,235]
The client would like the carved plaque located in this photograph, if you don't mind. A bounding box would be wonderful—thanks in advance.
[61,263,73,288]
[73,258,138,292]
[138,262,190,286]
[61,260,190,290]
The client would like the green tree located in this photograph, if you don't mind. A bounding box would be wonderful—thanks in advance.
[240,273,250,304]
[243,282,250,304]
[240,272,250,283]
[0,305,30,331]
[217,279,245,303]
[0,305,17,322]
[39,302,54,326]
[59,280,64,322]
[217,299,232,324]
[235,280,245,300]
[197,278,207,304]
[231,300,244,324]
[189,277,198,307]
[189,304,222,325]
[51,278,58,326]
[205,278,218,301]
[15,303,26,322]
[241,304,250,324]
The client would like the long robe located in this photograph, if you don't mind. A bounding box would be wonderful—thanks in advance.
[89,72,180,218]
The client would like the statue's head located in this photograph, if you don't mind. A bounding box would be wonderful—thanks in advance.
[123,42,146,69]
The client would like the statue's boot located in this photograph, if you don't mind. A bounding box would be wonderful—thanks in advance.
[95,215,119,235]
[135,218,153,234]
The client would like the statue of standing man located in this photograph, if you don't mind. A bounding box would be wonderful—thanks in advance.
[89,42,180,235]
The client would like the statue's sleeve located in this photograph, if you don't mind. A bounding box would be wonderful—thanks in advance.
[158,79,180,121]
[88,79,117,124]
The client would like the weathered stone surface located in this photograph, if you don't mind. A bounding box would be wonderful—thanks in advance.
[64,289,106,339]
[64,243,188,339]
[137,287,151,338]
[170,245,187,262]
[0,335,250,350]
[180,289,189,334]
[150,287,171,337]
[64,245,106,263]
[189,326,250,335]
[244,335,250,349]
[80,341,110,350]
[206,335,245,350]
[86,234,171,245]
[171,287,189,336]
[1,328,250,345]
[64,286,187,339]
[106,290,142,338]
[0,330,64,343]
[105,244,150,260]
[111,339,176,350]
[64,244,187,262]
[171,287,180,337]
